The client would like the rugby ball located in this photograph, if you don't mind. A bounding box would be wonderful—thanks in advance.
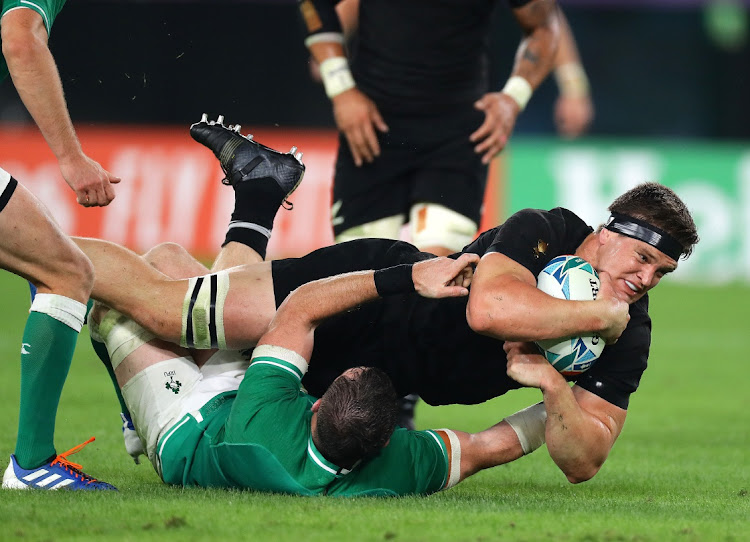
[535,255,605,376]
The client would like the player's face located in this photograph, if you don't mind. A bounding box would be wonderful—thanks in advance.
[597,231,678,303]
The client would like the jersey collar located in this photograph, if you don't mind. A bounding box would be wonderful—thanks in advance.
[307,436,359,477]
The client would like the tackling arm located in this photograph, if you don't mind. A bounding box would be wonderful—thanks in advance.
[258,255,479,358]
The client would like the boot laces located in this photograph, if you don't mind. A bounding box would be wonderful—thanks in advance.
[49,437,101,484]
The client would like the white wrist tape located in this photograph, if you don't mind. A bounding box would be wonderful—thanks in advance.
[320,57,356,99]
[555,63,590,97]
[501,75,533,111]
[304,32,345,48]
[504,402,547,455]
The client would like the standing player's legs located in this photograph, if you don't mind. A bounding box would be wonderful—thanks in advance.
[408,106,488,256]
[331,130,411,244]
[0,170,114,490]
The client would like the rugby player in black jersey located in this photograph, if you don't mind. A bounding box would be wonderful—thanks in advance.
[301,0,592,426]
[71,121,698,483]
[299,0,561,257]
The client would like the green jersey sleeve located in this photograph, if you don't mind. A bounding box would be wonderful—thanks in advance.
[238,344,309,403]
[1,0,66,35]
[1,0,67,82]
[328,428,461,497]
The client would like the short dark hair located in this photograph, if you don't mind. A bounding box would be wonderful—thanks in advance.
[315,367,398,468]
[608,182,699,259]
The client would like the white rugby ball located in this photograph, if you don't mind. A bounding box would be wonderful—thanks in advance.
[535,255,605,376]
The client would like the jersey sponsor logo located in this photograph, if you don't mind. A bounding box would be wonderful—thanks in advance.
[532,239,548,258]
[21,343,31,355]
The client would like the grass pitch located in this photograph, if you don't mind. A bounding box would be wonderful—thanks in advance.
[0,271,747,541]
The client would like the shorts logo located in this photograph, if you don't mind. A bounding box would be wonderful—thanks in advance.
[331,200,344,227]
[164,373,182,394]
[21,343,31,355]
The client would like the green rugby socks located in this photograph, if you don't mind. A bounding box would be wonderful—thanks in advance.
[14,294,86,469]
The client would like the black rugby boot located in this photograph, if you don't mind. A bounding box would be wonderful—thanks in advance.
[190,114,305,201]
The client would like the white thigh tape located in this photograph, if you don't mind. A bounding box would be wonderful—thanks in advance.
[30,294,87,332]
[409,203,478,252]
[335,214,405,243]
[181,271,230,350]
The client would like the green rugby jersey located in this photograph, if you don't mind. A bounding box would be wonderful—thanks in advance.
[1,0,66,82]
[157,345,459,496]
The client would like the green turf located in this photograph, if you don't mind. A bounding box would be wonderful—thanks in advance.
[0,272,748,541]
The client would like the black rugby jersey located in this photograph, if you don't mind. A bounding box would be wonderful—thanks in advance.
[274,209,651,410]
[350,0,533,113]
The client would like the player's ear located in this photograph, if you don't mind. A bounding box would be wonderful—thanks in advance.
[311,399,322,412]
[599,228,613,245]
[383,437,391,448]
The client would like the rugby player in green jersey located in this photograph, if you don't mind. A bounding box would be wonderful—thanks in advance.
[1,0,119,490]
[87,250,547,496]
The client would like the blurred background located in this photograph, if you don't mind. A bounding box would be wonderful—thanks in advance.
[1,0,748,283]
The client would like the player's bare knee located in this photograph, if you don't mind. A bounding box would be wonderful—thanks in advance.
[142,242,186,266]
[409,203,477,253]
[142,242,203,277]
[38,244,95,302]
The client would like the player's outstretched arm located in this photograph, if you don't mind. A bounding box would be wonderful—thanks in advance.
[504,341,626,483]
[466,252,629,343]
[1,9,120,207]
[259,255,479,359]
[442,421,526,483]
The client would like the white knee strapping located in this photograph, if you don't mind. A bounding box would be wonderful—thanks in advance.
[409,203,478,252]
[30,294,87,332]
[504,402,547,455]
[88,305,156,370]
[335,214,405,243]
[181,271,230,350]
